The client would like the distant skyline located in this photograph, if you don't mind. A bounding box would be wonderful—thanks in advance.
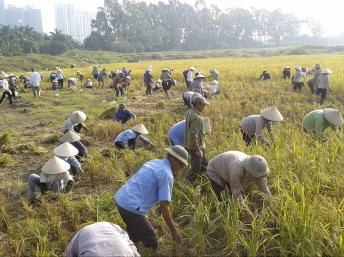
[3,0,344,37]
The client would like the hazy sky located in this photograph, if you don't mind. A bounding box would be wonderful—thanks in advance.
[4,0,344,36]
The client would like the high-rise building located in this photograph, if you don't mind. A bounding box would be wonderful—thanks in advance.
[0,2,43,33]
[55,4,95,43]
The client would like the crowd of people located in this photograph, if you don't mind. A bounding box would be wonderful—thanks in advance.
[0,61,342,256]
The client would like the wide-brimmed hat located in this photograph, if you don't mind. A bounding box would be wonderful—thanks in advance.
[156,79,162,83]
[60,130,81,143]
[165,145,189,166]
[285,66,291,69]
[323,108,344,127]
[70,111,87,124]
[260,107,283,122]
[54,142,79,157]
[243,155,270,178]
[195,73,205,79]
[41,156,70,175]
[193,96,209,106]
[189,66,196,71]
[131,124,149,134]
[211,80,219,85]
[321,68,332,74]
[314,64,321,69]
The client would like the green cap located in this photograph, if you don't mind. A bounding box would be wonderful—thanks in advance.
[243,155,270,178]
[165,145,189,166]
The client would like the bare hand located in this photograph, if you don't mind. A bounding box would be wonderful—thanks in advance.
[171,229,182,243]
[195,150,203,159]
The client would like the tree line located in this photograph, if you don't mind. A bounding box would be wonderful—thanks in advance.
[84,0,322,52]
[0,25,80,56]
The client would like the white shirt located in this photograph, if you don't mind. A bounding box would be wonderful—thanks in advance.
[39,171,73,191]
[210,83,219,95]
[0,79,9,92]
[186,70,193,82]
[56,72,64,80]
[29,72,41,87]
[68,78,77,84]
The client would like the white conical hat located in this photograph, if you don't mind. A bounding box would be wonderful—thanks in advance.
[131,124,149,134]
[321,68,332,74]
[323,108,344,127]
[70,111,87,124]
[54,142,79,157]
[189,66,196,71]
[60,130,81,143]
[211,80,219,85]
[41,157,70,175]
[260,107,283,122]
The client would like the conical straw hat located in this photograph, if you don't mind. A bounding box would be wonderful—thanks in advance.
[131,124,149,134]
[54,142,79,157]
[323,108,344,127]
[189,66,196,71]
[60,130,81,143]
[70,111,87,124]
[260,107,283,122]
[321,68,332,74]
[41,156,70,175]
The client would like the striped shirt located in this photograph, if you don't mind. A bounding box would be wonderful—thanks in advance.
[65,222,140,257]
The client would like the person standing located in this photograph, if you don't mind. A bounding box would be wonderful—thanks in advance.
[98,68,107,87]
[184,96,210,184]
[209,68,219,81]
[144,66,153,95]
[114,145,189,249]
[282,66,291,79]
[0,75,13,105]
[240,107,283,146]
[8,75,17,97]
[65,222,140,257]
[317,69,332,105]
[183,67,196,89]
[312,64,322,94]
[56,69,64,89]
[207,151,271,202]
[29,68,42,97]
[92,66,99,80]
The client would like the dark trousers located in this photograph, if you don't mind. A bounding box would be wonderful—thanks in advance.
[317,88,327,105]
[307,79,315,93]
[145,83,152,95]
[93,74,98,80]
[240,128,254,146]
[186,149,208,184]
[209,178,226,201]
[0,91,13,104]
[186,81,192,89]
[71,141,88,158]
[115,86,124,97]
[116,203,158,249]
[58,79,64,89]
[293,82,303,92]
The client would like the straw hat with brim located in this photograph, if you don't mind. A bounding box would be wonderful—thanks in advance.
[60,130,81,143]
[211,80,219,85]
[193,96,209,106]
[145,68,152,72]
[260,107,283,122]
[285,66,291,69]
[195,73,205,79]
[156,79,162,83]
[42,157,71,175]
[243,155,270,178]
[323,108,344,127]
[54,142,79,157]
[321,69,332,74]
[70,111,87,124]
[165,145,189,166]
[189,66,196,71]
[131,124,149,134]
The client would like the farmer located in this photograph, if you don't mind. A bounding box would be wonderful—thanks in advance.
[240,107,283,146]
[152,79,162,95]
[168,120,186,146]
[19,75,30,88]
[114,124,153,150]
[182,91,202,109]
[0,75,13,105]
[114,145,189,249]
[85,79,93,88]
[260,71,271,80]
[184,96,210,184]
[76,71,84,82]
[312,64,322,93]
[122,67,130,77]
[303,108,344,134]
[67,77,78,87]
[144,66,154,95]
[61,130,88,159]
[63,111,87,134]
[54,142,83,177]
[122,75,131,90]
[207,151,271,202]
[27,157,74,204]
[8,74,17,97]
[160,68,173,83]
[29,68,42,97]
[111,73,125,97]
[92,66,99,80]
[292,67,304,92]
[65,222,140,257]
[56,69,65,89]
[162,79,176,99]
[191,72,206,95]
[210,68,219,81]
[317,68,332,105]
[98,68,107,87]
[113,103,136,124]
[50,71,57,82]
[282,66,291,79]
[209,80,220,96]
[183,66,196,89]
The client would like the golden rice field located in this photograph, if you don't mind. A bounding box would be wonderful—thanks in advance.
[0,54,343,257]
